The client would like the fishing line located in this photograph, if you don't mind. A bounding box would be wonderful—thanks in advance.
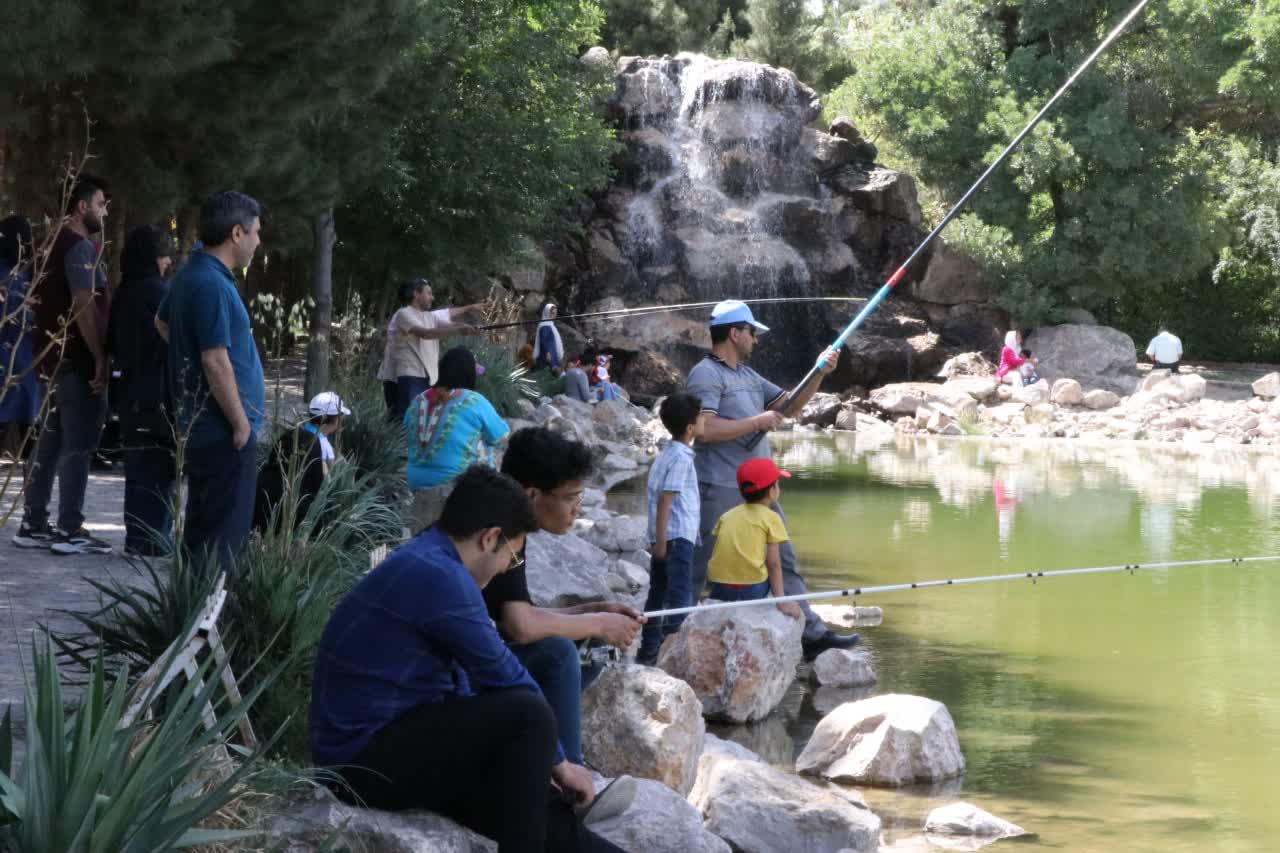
[743,0,1153,450]
[476,297,866,332]
[642,554,1277,619]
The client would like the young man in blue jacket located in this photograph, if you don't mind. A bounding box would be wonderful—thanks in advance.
[310,465,625,853]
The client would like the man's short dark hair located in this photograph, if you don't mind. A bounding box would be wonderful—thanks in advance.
[65,173,108,217]
[397,281,418,304]
[501,427,594,491]
[198,191,261,247]
[437,465,538,540]
[710,323,753,345]
[660,392,702,439]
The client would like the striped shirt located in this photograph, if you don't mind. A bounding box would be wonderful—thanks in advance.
[647,440,701,545]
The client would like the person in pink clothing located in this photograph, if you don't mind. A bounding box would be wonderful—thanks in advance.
[996,330,1036,387]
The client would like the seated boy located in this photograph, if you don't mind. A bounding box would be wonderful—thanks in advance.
[637,393,703,665]
[704,457,803,620]
[1018,349,1040,385]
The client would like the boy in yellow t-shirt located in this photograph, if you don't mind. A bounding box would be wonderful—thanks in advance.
[705,457,803,619]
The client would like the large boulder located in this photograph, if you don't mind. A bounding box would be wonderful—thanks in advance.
[592,398,647,441]
[574,513,649,555]
[936,352,994,380]
[800,391,844,428]
[1252,371,1280,399]
[270,794,496,852]
[1083,389,1121,411]
[812,648,878,688]
[869,382,935,416]
[1150,373,1206,404]
[924,802,1028,842]
[581,665,705,795]
[524,530,614,607]
[1022,324,1138,396]
[590,777,730,853]
[910,241,989,306]
[1010,380,1050,405]
[689,756,881,853]
[795,694,965,787]
[941,376,998,403]
[824,164,923,226]
[658,603,804,723]
[1050,378,1083,406]
[620,349,684,400]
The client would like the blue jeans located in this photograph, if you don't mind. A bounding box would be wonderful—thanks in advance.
[694,483,826,642]
[396,375,431,422]
[123,445,175,554]
[638,538,695,661]
[183,435,258,576]
[707,580,772,601]
[23,366,108,531]
[511,636,603,766]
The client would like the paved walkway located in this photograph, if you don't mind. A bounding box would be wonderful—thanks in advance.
[0,465,134,712]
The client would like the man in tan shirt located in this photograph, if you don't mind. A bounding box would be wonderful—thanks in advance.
[391,278,481,419]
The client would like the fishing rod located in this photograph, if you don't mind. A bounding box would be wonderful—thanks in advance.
[743,0,1153,451]
[642,554,1277,619]
[476,296,867,332]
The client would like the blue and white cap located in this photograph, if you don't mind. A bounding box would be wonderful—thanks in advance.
[708,300,769,333]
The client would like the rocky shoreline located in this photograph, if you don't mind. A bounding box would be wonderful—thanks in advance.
[273,393,1032,853]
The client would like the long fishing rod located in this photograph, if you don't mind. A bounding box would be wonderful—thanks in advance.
[642,554,1277,619]
[477,296,866,332]
[743,0,1153,451]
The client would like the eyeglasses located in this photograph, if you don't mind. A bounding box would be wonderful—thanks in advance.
[501,535,525,570]
[547,488,584,507]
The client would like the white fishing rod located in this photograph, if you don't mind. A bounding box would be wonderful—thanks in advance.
[642,555,1280,619]
[477,296,866,332]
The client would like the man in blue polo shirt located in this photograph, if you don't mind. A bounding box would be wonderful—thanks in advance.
[687,300,860,660]
[311,465,625,853]
[156,191,265,574]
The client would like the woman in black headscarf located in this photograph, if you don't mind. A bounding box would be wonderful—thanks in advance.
[108,224,176,556]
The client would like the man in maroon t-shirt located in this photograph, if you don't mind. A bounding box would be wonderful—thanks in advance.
[12,174,113,555]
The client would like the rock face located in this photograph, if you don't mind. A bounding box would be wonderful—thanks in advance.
[590,777,731,853]
[524,529,615,607]
[657,603,804,723]
[538,54,1005,390]
[796,694,965,787]
[270,795,497,852]
[1023,324,1138,396]
[581,665,706,795]
[689,756,881,853]
[924,802,1028,841]
[812,648,878,688]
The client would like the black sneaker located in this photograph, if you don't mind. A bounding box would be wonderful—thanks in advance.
[12,520,55,549]
[802,631,862,662]
[49,528,113,555]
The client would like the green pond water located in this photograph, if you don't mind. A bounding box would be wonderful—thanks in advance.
[614,433,1280,851]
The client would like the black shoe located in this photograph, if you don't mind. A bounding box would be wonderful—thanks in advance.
[49,527,112,555]
[803,631,862,662]
[12,520,55,548]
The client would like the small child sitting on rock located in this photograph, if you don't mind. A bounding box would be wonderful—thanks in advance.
[1018,349,1040,385]
[637,393,704,665]
[704,458,803,620]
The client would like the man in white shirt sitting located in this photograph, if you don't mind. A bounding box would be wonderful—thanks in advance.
[390,278,482,420]
[1145,326,1183,374]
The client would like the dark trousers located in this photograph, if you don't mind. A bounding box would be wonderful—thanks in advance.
[182,436,258,575]
[123,445,175,553]
[395,375,430,422]
[512,636,604,766]
[639,537,695,660]
[708,579,772,601]
[382,379,398,422]
[336,690,623,853]
[23,366,108,531]
[1156,361,1181,374]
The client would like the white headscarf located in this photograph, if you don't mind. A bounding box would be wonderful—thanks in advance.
[532,303,564,364]
[1003,330,1020,352]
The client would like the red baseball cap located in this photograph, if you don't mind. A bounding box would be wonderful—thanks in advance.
[737,458,791,492]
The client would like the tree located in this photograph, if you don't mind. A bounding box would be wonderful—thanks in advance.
[824,0,1280,328]
[599,0,743,56]
[733,0,822,82]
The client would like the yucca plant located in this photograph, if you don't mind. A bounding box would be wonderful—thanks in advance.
[0,632,279,852]
[463,336,540,417]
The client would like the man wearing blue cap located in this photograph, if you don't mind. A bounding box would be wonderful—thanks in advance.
[687,300,859,659]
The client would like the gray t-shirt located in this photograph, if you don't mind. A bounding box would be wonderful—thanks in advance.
[687,355,784,487]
